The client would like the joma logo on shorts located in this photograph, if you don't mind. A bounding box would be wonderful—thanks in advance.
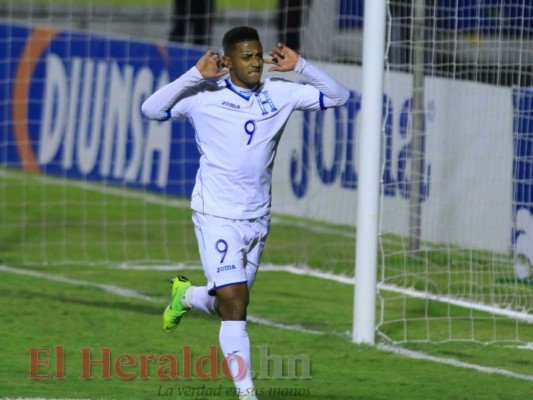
[217,265,236,273]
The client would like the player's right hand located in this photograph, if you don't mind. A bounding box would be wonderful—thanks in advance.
[196,49,229,80]
[265,43,299,72]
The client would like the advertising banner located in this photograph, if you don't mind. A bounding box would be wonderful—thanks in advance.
[0,22,202,197]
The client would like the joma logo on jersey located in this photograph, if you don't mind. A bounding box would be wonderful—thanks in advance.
[222,101,241,109]
[217,265,236,273]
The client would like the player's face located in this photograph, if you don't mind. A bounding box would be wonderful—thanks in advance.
[224,40,264,89]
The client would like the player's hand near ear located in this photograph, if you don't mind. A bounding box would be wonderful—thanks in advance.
[265,43,299,72]
[196,49,229,80]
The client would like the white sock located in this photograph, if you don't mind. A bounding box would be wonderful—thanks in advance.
[219,320,255,397]
[183,286,217,315]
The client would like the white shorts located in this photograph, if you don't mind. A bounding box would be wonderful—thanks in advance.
[192,211,270,295]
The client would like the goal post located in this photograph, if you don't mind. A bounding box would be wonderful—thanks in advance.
[352,0,386,345]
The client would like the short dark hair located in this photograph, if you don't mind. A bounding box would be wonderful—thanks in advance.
[222,26,261,55]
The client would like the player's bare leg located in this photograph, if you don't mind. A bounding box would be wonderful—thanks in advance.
[216,283,248,320]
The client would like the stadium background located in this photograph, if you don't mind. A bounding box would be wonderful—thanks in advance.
[0,1,532,399]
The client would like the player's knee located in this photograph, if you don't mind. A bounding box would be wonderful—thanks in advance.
[216,284,249,320]
[219,302,247,320]
[218,297,248,320]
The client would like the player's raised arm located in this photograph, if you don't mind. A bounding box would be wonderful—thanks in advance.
[266,43,350,108]
[141,49,228,121]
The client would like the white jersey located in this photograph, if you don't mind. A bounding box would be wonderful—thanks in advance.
[142,57,349,219]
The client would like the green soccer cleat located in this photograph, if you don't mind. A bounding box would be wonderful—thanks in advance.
[162,275,191,334]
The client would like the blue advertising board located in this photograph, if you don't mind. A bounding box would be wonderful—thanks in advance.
[0,22,202,197]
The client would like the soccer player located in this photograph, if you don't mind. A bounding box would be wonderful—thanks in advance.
[141,26,350,400]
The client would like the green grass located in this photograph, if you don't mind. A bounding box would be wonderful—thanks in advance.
[1,263,532,399]
[0,167,532,399]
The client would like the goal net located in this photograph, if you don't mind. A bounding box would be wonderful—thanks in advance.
[0,0,531,345]
[376,0,533,344]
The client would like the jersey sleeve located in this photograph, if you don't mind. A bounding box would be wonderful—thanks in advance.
[289,82,327,112]
[292,57,350,110]
[141,66,203,121]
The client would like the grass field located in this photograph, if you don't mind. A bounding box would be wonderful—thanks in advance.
[1,167,532,400]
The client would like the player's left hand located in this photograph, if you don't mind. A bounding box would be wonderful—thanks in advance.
[196,49,229,80]
[265,43,299,72]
